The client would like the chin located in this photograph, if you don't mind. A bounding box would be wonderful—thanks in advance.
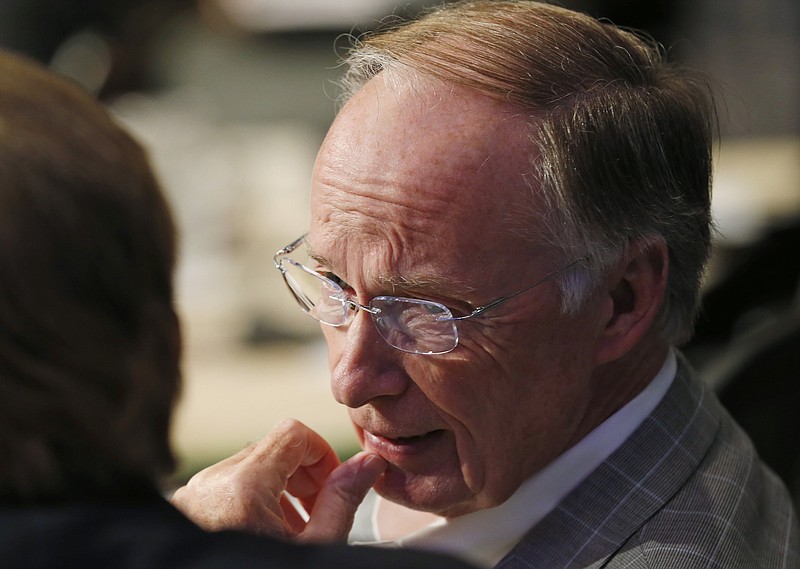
[374,465,481,517]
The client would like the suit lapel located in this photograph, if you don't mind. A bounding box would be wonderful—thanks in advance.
[496,358,721,569]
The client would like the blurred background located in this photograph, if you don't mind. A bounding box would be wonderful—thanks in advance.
[1,0,798,489]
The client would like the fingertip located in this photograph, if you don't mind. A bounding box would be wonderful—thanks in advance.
[361,452,388,474]
[298,452,386,543]
[341,452,386,491]
[343,451,387,476]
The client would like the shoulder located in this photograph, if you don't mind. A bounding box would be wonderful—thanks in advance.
[0,498,475,569]
[162,529,475,569]
[615,397,800,568]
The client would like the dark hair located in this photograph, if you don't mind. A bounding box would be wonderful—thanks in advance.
[0,50,181,502]
[339,0,716,343]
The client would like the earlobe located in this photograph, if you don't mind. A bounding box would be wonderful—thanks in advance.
[593,239,669,366]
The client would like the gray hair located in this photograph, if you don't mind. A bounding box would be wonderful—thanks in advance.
[336,0,716,344]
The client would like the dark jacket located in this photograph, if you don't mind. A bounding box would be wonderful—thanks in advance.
[0,493,474,569]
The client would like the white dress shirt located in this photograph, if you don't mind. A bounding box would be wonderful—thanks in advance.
[349,349,677,568]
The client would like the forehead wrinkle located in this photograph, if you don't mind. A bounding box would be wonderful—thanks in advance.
[320,176,454,237]
[307,238,477,300]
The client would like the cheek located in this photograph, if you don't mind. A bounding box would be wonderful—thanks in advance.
[404,357,511,491]
[422,332,596,505]
[322,326,345,366]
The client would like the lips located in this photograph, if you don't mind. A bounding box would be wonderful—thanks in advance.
[362,429,447,460]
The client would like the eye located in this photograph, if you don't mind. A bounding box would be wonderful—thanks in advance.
[321,271,353,293]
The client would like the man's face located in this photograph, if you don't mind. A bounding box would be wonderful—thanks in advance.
[307,75,607,517]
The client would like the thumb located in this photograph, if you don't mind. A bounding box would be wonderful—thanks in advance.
[297,452,387,543]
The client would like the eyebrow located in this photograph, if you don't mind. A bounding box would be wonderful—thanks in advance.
[377,273,466,296]
[307,249,477,300]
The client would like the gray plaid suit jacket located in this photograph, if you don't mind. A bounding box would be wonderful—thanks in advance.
[496,355,799,568]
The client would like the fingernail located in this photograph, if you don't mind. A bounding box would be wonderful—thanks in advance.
[363,453,387,472]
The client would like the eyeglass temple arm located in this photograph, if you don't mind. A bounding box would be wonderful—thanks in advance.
[273,233,308,270]
[447,259,584,321]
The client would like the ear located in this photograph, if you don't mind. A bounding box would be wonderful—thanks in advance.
[593,239,669,366]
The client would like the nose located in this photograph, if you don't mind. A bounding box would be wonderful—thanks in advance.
[327,310,410,408]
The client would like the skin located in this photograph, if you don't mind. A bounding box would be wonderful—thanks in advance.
[307,73,670,518]
[171,419,387,542]
[172,71,670,537]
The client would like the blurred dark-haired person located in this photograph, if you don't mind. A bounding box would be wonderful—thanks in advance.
[172,1,799,568]
[0,48,476,569]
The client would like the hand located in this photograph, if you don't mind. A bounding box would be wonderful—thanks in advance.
[170,419,386,543]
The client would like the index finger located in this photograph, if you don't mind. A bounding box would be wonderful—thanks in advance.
[241,419,340,496]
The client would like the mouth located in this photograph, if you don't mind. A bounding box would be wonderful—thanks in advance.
[361,429,448,459]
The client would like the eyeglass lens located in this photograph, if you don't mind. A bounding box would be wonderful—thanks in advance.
[282,259,348,324]
[280,259,458,354]
[371,297,458,354]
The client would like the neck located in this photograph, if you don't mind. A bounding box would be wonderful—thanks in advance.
[375,494,442,540]
[568,333,669,449]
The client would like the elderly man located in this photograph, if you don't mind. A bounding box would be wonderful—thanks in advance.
[173,1,799,567]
